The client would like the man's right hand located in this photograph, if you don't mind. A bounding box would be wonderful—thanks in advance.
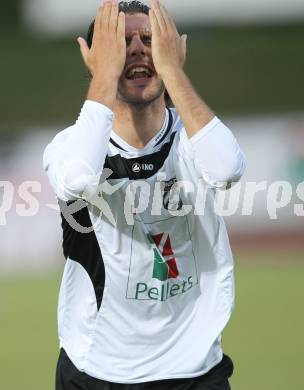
[77,0,126,109]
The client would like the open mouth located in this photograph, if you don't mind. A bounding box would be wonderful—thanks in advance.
[125,65,154,81]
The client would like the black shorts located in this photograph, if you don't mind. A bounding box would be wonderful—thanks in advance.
[56,349,234,390]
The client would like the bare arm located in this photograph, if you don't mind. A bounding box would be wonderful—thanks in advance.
[160,69,214,138]
[150,1,245,186]
[150,0,214,137]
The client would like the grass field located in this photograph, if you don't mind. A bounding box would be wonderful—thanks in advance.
[0,250,303,390]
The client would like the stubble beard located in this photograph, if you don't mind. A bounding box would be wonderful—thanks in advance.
[117,80,166,108]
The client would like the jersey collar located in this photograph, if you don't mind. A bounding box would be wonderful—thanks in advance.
[110,108,173,154]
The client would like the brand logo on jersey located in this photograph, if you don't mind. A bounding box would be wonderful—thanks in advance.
[126,228,198,302]
[132,163,154,173]
[132,163,141,173]
[150,233,179,281]
[135,277,194,302]
[163,178,183,211]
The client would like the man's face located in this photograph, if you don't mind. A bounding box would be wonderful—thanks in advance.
[117,13,165,106]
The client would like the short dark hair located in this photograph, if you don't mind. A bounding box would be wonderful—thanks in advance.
[119,0,150,15]
[86,1,171,105]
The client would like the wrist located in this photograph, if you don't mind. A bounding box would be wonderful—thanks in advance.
[91,72,119,87]
[160,66,185,84]
[160,67,187,96]
[87,75,118,110]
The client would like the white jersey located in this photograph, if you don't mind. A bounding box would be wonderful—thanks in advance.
[43,101,245,384]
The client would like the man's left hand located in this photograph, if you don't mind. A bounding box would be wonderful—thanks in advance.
[149,0,187,80]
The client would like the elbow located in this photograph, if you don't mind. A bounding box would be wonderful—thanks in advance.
[191,122,246,187]
[59,158,101,200]
[60,179,87,200]
[59,173,100,201]
[46,159,100,201]
[203,150,246,187]
[219,151,246,183]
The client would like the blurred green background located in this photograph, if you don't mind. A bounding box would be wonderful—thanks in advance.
[0,1,303,389]
[2,24,304,132]
[1,1,304,132]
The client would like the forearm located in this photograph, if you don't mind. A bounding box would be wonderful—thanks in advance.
[163,68,215,138]
[165,70,245,187]
[87,75,118,111]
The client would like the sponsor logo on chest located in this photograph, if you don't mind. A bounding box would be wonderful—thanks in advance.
[126,231,198,302]
[132,163,154,173]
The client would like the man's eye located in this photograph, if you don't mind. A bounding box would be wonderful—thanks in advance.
[125,36,151,46]
[142,36,152,45]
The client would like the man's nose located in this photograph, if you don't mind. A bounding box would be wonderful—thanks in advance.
[128,35,147,57]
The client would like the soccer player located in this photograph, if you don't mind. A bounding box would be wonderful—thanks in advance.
[43,0,245,389]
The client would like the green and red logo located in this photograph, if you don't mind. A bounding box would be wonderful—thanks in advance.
[126,220,198,302]
[150,233,179,281]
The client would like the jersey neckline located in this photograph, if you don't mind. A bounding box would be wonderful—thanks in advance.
[110,108,173,155]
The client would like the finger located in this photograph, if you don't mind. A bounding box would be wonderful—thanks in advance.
[102,0,112,31]
[181,34,188,62]
[158,3,172,30]
[109,0,119,32]
[117,11,125,39]
[93,4,105,41]
[96,1,108,27]
[149,8,160,37]
[159,3,178,34]
[77,37,90,62]
[151,0,167,33]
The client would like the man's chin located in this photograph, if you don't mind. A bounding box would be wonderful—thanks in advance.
[117,80,165,106]
[117,88,165,107]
